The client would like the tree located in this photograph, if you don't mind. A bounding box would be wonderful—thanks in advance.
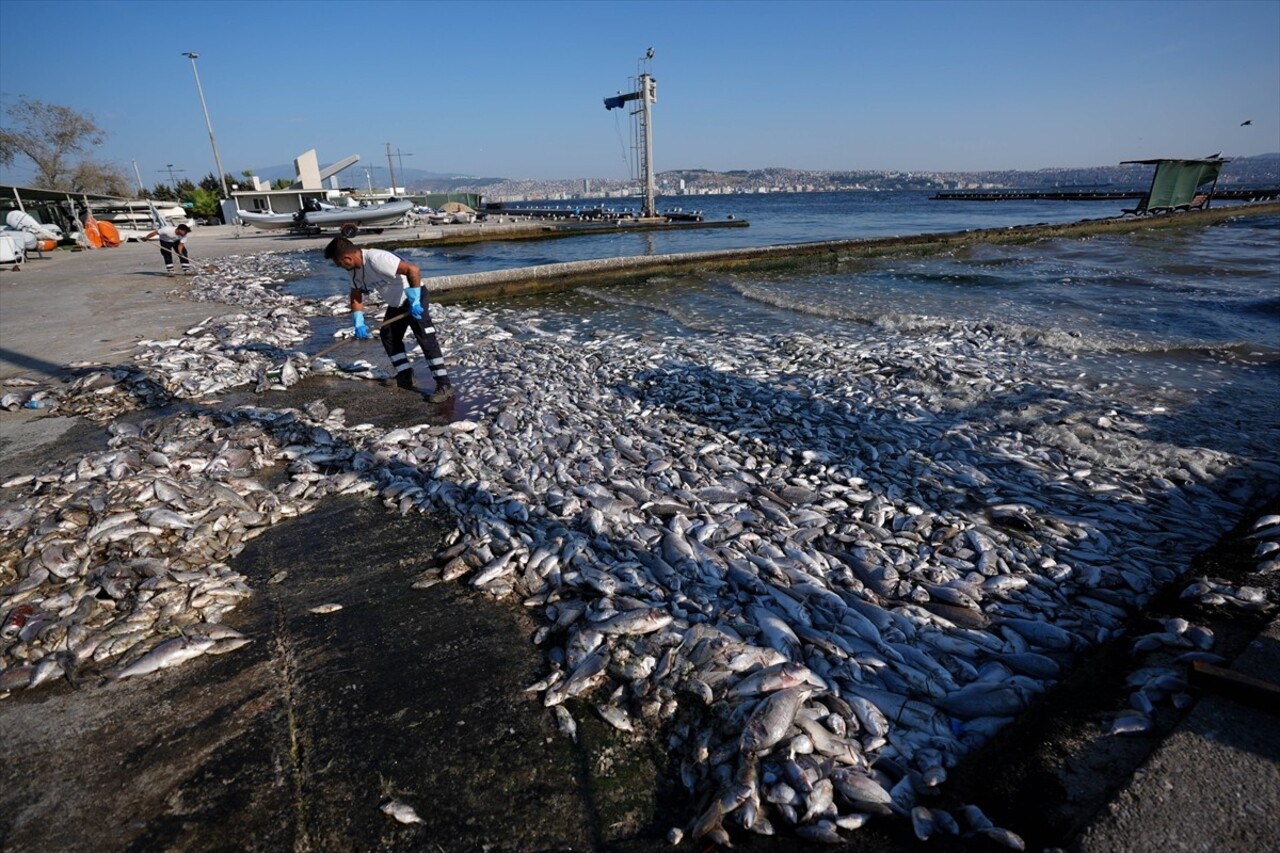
[187,187,220,219]
[70,160,133,197]
[0,96,120,192]
[196,172,237,197]
[271,178,292,190]
[152,184,178,202]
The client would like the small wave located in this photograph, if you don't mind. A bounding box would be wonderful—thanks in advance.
[725,278,1280,365]
[1247,296,1280,318]
[577,287,728,334]
[892,270,1024,289]
[996,328,1280,364]
[726,280,879,324]
[1121,340,1280,365]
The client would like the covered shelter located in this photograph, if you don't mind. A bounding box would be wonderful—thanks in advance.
[1120,157,1227,215]
[0,184,130,237]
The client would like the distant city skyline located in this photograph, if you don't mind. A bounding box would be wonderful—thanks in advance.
[1,0,1276,188]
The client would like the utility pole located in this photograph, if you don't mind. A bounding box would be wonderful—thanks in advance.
[132,159,146,195]
[182,52,230,197]
[397,149,413,190]
[159,164,186,189]
[385,143,397,195]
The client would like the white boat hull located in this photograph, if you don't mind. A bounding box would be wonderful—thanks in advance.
[237,199,414,233]
[235,210,296,230]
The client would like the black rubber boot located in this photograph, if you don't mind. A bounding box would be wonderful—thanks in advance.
[427,380,454,403]
[395,369,416,390]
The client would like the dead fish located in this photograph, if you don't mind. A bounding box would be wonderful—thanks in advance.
[740,687,810,753]
[113,636,216,680]
[596,703,635,732]
[830,769,894,812]
[381,799,424,824]
[309,603,343,614]
[593,607,673,635]
[553,704,578,742]
[279,359,300,388]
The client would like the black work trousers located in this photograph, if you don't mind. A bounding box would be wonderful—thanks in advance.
[380,301,448,381]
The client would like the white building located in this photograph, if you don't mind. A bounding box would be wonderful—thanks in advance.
[229,149,360,216]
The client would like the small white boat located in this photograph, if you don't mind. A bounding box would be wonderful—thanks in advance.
[237,199,414,235]
[235,210,297,231]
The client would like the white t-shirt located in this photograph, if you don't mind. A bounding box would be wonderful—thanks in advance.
[157,225,187,244]
[350,248,408,307]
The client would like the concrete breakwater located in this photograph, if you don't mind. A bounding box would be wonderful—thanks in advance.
[1,210,1278,850]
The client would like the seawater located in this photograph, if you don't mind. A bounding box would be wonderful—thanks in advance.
[283,191,1280,466]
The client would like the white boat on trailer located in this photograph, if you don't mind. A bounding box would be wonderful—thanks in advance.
[237,198,413,236]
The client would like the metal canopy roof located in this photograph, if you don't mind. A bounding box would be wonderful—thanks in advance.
[1,183,131,203]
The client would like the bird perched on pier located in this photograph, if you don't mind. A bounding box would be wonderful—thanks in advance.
[1240,119,1253,126]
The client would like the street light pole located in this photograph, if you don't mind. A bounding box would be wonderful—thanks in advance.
[182,52,229,198]
[159,164,186,188]
[132,159,146,195]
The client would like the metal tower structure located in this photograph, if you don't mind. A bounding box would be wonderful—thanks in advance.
[604,50,659,219]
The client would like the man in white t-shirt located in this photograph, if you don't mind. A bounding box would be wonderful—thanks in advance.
[323,237,453,402]
[142,223,193,274]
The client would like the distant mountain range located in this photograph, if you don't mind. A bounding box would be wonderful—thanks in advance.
[251,153,1280,195]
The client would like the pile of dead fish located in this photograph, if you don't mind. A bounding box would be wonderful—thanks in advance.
[1249,514,1280,575]
[349,310,1277,845]
[3,253,379,419]
[1110,616,1214,736]
[3,249,1278,848]
[182,252,313,307]
[0,401,388,690]
[0,252,364,689]
[1110,509,1277,738]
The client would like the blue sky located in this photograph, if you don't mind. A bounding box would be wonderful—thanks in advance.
[1,0,1276,188]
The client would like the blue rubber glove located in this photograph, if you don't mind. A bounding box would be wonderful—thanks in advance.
[351,310,371,339]
[404,287,424,320]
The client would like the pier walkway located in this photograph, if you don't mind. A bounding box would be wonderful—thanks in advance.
[933,187,1280,202]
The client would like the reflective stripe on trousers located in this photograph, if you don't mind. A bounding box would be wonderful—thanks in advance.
[380,302,448,379]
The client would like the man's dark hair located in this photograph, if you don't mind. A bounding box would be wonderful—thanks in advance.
[324,236,356,259]
[175,224,191,234]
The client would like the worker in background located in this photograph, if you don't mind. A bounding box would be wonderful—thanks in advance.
[142,223,193,274]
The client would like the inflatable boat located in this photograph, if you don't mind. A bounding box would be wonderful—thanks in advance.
[238,199,413,236]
